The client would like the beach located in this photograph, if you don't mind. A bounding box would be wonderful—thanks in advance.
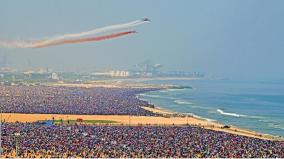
[1,111,280,141]
[0,82,282,141]
[0,83,283,158]
[139,79,284,137]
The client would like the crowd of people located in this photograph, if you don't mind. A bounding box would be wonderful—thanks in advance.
[1,85,283,158]
[1,123,283,158]
[0,85,158,116]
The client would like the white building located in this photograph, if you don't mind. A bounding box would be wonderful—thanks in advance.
[110,70,130,77]
[93,70,130,77]
[51,72,59,80]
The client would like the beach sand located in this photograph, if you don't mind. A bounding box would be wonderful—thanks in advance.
[142,107,284,141]
[50,81,162,89]
[1,111,281,141]
[1,82,282,141]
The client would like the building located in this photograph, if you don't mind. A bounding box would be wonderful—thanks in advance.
[50,72,60,80]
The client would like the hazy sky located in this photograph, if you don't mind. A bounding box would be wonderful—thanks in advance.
[0,0,284,80]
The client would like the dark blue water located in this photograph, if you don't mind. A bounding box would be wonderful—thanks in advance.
[138,79,284,137]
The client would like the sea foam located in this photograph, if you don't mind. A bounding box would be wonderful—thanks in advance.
[185,113,216,122]
[139,93,177,100]
[174,100,193,105]
[217,109,247,118]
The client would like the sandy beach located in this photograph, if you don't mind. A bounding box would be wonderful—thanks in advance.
[141,106,283,141]
[50,81,163,89]
[49,80,189,90]
[1,82,282,142]
[1,111,281,141]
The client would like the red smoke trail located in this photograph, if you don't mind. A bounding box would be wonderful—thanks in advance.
[34,31,136,48]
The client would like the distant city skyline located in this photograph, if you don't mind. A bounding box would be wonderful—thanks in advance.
[1,0,284,80]
[0,55,205,77]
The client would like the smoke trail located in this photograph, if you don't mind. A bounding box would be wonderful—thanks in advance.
[34,31,136,48]
[36,19,146,47]
[0,18,148,48]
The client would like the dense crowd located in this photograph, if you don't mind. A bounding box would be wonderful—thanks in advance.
[0,85,158,116]
[1,123,283,158]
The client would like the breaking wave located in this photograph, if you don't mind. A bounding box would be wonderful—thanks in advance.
[186,113,216,122]
[139,93,177,100]
[174,100,193,105]
[217,109,247,118]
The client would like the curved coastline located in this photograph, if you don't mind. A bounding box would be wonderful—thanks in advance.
[138,88,284,141]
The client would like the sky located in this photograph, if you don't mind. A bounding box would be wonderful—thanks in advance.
[0,0,284,80]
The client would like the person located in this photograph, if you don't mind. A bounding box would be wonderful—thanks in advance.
[1,123,283,158]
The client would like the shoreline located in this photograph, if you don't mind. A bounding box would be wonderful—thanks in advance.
[1,112,282,141]
[104,77,203,82]
[1,82,283,141]
[49,80,191,90]
[141,106,283,141]
[136,87,284,141]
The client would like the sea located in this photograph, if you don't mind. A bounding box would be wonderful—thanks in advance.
[138,79,284,137]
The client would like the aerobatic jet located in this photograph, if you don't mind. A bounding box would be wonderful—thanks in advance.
[142,18,151,21]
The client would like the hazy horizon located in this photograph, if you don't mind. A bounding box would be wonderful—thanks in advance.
[1,0,284,81]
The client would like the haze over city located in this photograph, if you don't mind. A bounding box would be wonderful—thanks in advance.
[1,0,284,80]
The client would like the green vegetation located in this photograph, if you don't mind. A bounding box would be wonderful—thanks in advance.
[53,119,118,124]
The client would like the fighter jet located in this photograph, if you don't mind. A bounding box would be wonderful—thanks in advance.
[142,18,151,22]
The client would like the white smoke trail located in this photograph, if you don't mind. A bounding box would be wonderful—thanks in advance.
[0,40,33,48]
[37,19,147,46]
[0,19,148,48]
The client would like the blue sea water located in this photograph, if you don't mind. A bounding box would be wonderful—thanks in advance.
[138,79,284,137]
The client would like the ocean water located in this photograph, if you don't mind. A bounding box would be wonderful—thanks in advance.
[138,79,284,137]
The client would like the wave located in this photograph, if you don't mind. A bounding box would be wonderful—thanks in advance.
[167,88,186,92]
[217,109,247,118]
[174,100,193,105]
[159,88,186,93]
[138,93,177,100]
[274,126,284,130]
[140,94,161,98]
[159,90,169,93]
[268,123,284,130]
[186,113,216,122]
[258,119,271,123]
[259,120,284,130]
